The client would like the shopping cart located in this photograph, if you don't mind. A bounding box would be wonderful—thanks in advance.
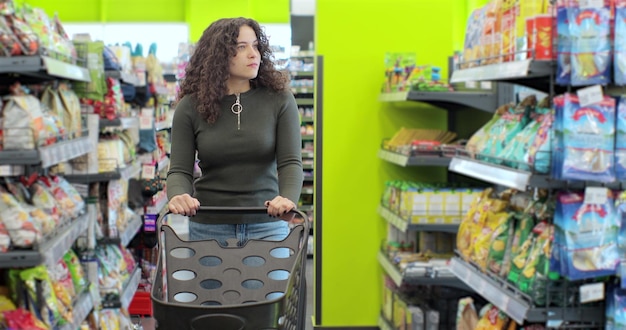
[151,206,310,330]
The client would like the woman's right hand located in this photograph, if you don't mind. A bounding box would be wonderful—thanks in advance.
[168,194,200,216]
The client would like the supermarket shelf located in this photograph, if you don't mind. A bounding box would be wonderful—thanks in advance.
[303,176,314,182]
[154,85,169,96]
[450,257,605,325]
[302,187,314,194]
[98,213,142,247]
[0,211,91,268]
[0,136,93,167]
[379,90,497,113]
[99,117,139,130]
[378,205,460,233]
[450,60,555,91]
[302,151,315,158]
[378,149,451,167]
[105,70,140,86]
[155,119,172,131]
[448,157,556,191]
[407,90,497,113]
[290,70,314,76]
[59,289,94,330]
[0,165,24,176]
[378,315,393,330]
[301,116,315,123]
[302,164,314,170]
[291,87,314,94]
[121,267,142,309]
[296,98,315,106]
[378,251,469,290]
[103,266,142,309]
[0,55,90,82]
[65,160,141,183]
[302,134,314,141]
[299,205,314,212]
[146,191,168,215]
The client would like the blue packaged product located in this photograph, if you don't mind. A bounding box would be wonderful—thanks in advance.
[616,97,626,180]
[615,0,626,85]
[556,0,572,85]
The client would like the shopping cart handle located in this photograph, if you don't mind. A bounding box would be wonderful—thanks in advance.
[158,205,308,225]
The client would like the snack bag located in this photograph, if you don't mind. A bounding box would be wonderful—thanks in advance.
[559,190,619,280]
[466,103,510,156]
[480,95,535,163]
[556,0,573,85]
[508,220,545,285]
[616,97,626,180]
[457,189,494,259]
[615,0,626,85]
[561,94,615,182]
[475,304,510,330]
[473,211,511,271]
[519,223,554,306]
[524,105,554,174]
[568,0,612,85]
[0,186,41,248]
[456,297,479,330]
[486,213,516,275]
[3,92,44,150]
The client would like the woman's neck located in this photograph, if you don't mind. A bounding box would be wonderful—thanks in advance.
[227,80,251,95]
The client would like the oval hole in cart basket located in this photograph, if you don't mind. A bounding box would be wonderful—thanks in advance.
[270,247,294,258]
[242,256,265,266]
[242,279,264,289]
[199,256,222,267]
[242,300,258,304]
[172,269,196,281]
[267,270,290,280]
[266,292,285,300]
[200,300,221,306]
[190,314,245,330]
[223,290,241,302]
[170,247,195,259]
[223,267,242,277]
[200,279,223,290]
[174,292,197,303]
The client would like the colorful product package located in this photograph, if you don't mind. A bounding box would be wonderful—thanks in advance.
[518,223,553,306]
[616,97,626,180]
[465,103,510,156]
[463,6,487,68]
[561,94,616,182]
[480,96,535,163]
[568,0,612,86]
[475,304,510,330]
[551,95,566,180]
[556,0,573,85]
[557,190,619,280]
[615,0,626,85]
[485,213,515,275]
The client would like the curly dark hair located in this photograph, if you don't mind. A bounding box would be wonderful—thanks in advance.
[178,17,288,123]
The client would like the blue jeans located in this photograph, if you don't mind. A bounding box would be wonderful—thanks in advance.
[188,220,289,246]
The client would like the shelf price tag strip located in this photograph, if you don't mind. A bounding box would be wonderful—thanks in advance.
[378,205,408,232]
[448,157,531,191]
[377,251,403,287]
[450,257,528,325]
[121,214,142,247]
[120,267,142,309]
[43,212,91,268]
[450,60,532,83]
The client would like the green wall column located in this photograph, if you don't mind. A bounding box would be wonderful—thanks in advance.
[315,0,476,326]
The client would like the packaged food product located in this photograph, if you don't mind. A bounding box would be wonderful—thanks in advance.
[475,304,510,329]
[0,186,41,248]
[3,90,45,150]
[615,0,626,85]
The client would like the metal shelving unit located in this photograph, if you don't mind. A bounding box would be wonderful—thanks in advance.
[378,315,394,330]
[99,117,139,130]
[0,136,93,167]
[102,266,142,309]
[0,211,92,268]
[378,89,498,113]
[378,205,460,233]
[448,156,557,191]
[65,160,141,184]
[450,257,605,326]
[378,251,468,290]
[59,289,95,330]
[450,59,555,92]
[105,70,140,86]
[378,149,451,167]
[0,55,91,82]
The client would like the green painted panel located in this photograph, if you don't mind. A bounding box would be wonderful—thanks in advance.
[249,0,290,23]
[104,0,185,22]
[20,0,101,22]
[316,0,459,326]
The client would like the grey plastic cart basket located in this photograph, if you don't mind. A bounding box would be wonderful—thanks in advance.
[151,206,309,330]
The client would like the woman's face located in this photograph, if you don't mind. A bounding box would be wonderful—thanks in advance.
[228,25,261,82]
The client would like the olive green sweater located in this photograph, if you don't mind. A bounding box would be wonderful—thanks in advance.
[166,87,303,223]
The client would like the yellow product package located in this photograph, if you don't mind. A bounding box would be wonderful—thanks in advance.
[472,211,511,270]
[476,304,510,330]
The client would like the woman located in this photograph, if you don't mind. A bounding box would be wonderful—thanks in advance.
[166,17,303,245]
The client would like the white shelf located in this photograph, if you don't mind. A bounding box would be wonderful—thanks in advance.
[378,251,466,290]
[378,149,451,167]
[41,56,91,82]
[59,289,94,330]
[120,267,142,309]
[155,119,172,131]
[157,157,170,172]
[450,60,553,83]
[120,213,142,247]
[0,136,93,168]
[449,157,532,191]
[378,315,393,330]
[378,91,409,102]
[0,165,24,176]
[120,161,142,180]
[378,205,460,233]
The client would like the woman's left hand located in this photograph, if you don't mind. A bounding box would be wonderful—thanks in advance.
[265,196,296,221]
